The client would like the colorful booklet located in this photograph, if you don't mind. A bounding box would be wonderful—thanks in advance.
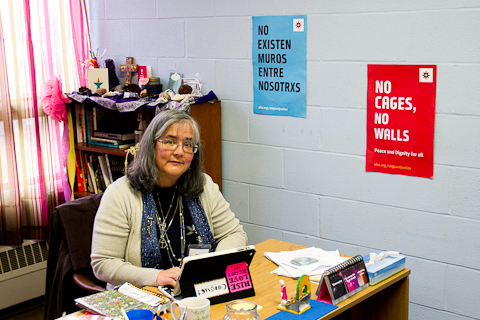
[316,255,369,305]
[75,282,169,317]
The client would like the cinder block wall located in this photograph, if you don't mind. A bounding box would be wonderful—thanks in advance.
[89,1,480,319]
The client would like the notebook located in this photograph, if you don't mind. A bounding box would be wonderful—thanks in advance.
[173,245,256,305]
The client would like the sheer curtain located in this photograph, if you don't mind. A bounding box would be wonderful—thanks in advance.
[0,0,89,245]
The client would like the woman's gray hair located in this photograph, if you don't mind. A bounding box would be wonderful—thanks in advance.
[127,109,205,197]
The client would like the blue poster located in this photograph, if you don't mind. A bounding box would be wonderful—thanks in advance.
[252,15,307,118]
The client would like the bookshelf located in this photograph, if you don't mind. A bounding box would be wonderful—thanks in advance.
[72,100,222,198]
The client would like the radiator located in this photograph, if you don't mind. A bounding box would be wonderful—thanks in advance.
[0,240,48,310]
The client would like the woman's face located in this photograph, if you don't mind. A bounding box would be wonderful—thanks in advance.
[155,122,195,188]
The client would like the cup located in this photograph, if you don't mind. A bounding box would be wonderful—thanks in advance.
[126,309,155,320]
[171,297,210,320]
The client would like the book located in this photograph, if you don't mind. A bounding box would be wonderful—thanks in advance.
[109,156,125,182]
[85,108,91,143]
[91,136,135,145]
[75,151,85,192]
[98,155,112,188]
[93,131,136,141]
[82,152,93,193]
[316,255,369,305]
[91,155,105,192]
[75,104,84,143]
[104,154,114,184]
[363,251,406,286]
[167,71,183,93]
[88,109,94,143]
[75,282,169,317]
[89,141,135,149]
[137,65,152,86]
[86,160,98,194]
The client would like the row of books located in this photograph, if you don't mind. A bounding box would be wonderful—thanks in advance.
[75,151,124,194]
[74,104,136,149]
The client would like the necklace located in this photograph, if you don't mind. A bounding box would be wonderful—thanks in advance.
[154,187,177,249]
[161,196,186,267]
[153,190,186,267]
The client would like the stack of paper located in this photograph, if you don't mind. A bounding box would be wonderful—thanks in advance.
[265,247,349,281]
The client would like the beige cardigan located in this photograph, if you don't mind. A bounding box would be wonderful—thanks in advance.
[91,174,247,287]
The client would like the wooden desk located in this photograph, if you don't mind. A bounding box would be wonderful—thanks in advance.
[61,239,410,319]
[207,239,410,320]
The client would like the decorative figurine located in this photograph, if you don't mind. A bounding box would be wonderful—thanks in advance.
[277,275,311,314]
[137,112,148,131]
[279,279,287,306]
[120,57,139,85]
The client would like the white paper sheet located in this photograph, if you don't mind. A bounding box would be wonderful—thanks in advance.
[265,247,350,278]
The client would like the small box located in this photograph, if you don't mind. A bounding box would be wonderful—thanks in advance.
[141,77,162,94]
[363,251,406,286]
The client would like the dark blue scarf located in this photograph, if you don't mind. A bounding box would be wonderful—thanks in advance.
[140,192,216,269]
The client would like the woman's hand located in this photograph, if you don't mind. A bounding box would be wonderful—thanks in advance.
[155,267,181,287]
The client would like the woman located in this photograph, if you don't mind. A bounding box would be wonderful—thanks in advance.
[91,110,247,289]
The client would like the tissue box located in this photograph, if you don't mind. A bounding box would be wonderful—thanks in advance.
[363,251,406,286]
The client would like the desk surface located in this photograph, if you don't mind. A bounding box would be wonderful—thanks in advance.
[63,239,410,320]
[204,239,410,319]
[144,238,410,319]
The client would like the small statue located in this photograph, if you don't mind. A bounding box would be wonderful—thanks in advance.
[279,279,287,306]
[137,112,148,131]
[96,88,107,95]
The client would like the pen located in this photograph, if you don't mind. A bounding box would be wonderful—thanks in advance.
[117,301,129,320]
[157,286,176,301]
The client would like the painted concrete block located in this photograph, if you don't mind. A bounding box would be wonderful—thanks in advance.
[435,114,480,169]
[446,265,480,318]
[407,257,446,309]
[307,62,367,109]
[320,197,402,250]
[156,0,215,18]
[450,167,480,220]
[249,107,321,150]
[436,64,480,116]
[250,186,319,236]
[222,101,250,143]
[408,11,480,63]
[222,180,249,223]
[400,210,480,268]
[131,20,185,58]
[223,142,283,188]
[186,17,250,59]
[105,0,155,19]
[315,13,409,62]
[360,166,450,213]
[215,60,253,101]
[321,108,365,155]
[284,150,363,199]
[90,20,132,57]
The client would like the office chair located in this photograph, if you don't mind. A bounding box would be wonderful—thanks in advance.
[44,193,106,320]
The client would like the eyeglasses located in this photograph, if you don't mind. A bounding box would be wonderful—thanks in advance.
[157,138,198,154]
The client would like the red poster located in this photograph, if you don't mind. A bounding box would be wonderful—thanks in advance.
[366,65,436,178]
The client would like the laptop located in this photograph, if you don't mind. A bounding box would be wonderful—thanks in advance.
[171,245,256,305]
